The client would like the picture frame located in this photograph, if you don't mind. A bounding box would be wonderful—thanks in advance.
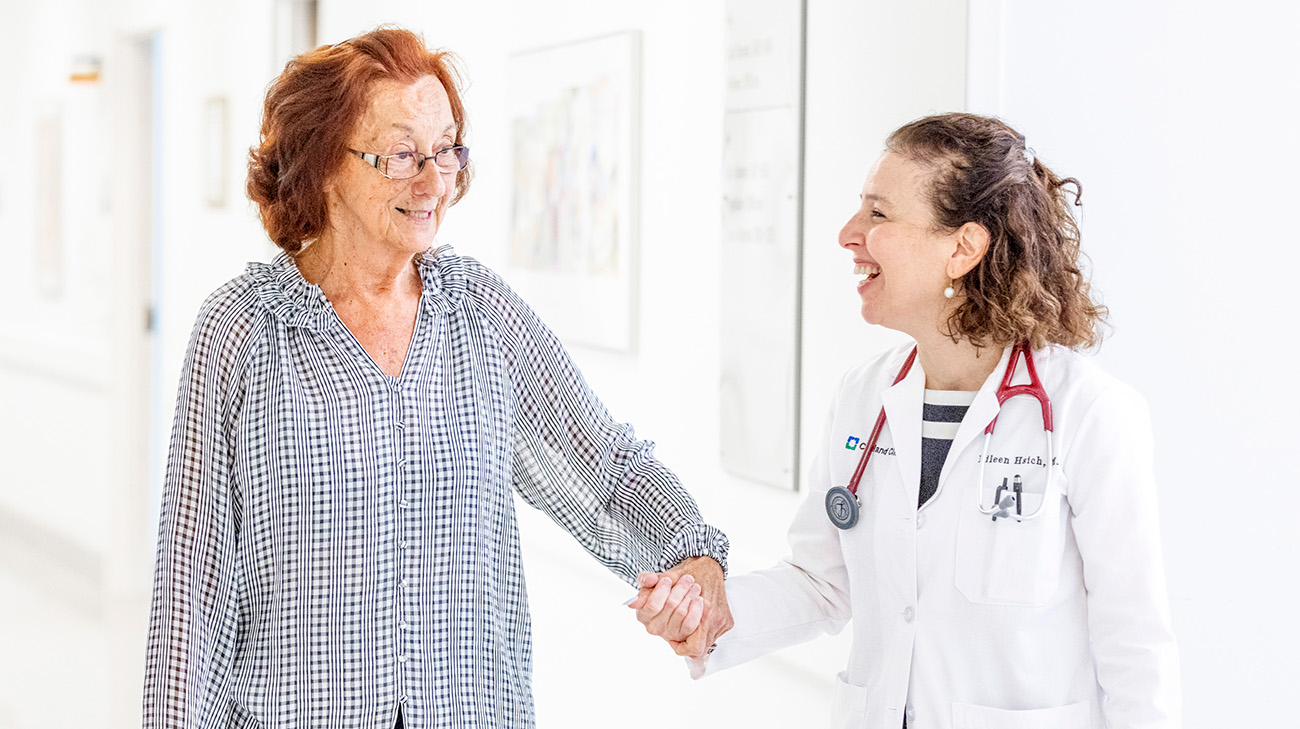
[505,32,641,353]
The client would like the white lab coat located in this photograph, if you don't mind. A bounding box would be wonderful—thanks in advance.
[700,342,1181,729]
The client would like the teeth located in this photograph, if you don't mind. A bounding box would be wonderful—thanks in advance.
[854,263,881,277]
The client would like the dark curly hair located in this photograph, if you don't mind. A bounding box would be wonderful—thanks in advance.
[886,113,1107,350]
[247,27,473,254]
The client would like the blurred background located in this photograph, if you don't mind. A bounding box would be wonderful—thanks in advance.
[0,0,1296,727]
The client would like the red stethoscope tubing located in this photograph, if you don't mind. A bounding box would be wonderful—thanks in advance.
[845,347,917,497]
[843,343,1049,498]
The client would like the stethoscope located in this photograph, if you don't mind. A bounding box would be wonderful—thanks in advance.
[824,343,1055,530]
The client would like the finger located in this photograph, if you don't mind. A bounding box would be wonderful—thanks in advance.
[636,572,659,589]
[643,577,696,636]
[682,595,704,634]
[640,574,677,616]
[680,620,713,658]
[658,583,701,640]
[672,583,701,621]
[662,575,696,616]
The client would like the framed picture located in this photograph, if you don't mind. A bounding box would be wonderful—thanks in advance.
[506,32,640,352]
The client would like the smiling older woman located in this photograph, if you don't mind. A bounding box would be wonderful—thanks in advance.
[142,28,730,729]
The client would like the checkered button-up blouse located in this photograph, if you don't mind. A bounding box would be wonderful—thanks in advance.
[143,247,729,729]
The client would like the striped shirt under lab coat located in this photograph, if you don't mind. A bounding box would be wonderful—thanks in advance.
[142,246,729,729]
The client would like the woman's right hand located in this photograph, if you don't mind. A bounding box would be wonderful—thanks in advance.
[627,571,705,647]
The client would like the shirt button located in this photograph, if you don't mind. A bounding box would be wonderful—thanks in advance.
[399,621,409,630]
[903,606,915,622]
[397,459,407,469]
[398,655,408,663]
[399,695,409,704]
[400,540,409,549]
[399,499,409,508]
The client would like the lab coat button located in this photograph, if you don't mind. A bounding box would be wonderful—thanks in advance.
[916,512,926,529]
[905,705,916,723]
[903,606,915,622]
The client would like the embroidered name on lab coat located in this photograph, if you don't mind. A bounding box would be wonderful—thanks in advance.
[977,454,1058,466]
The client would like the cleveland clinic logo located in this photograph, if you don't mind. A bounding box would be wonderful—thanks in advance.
[845,435,894,456]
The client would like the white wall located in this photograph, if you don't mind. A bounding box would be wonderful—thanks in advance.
[966,2,1299,724]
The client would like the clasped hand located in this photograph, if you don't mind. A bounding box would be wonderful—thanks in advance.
[626,556,733,659]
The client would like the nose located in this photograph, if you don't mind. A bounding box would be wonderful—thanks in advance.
[410,161,451,197]
[838,211,864,250]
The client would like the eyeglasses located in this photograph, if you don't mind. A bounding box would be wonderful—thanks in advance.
[349,145,470,180]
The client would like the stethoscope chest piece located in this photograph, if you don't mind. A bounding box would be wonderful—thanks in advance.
[826,486,860,530]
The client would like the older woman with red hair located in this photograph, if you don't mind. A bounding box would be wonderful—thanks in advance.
[143,27,730,729]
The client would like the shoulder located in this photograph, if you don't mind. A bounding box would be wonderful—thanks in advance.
[1035,347,1151,441]
[429,247,538,329]
[186,269,273,372]
[424,246,514,311]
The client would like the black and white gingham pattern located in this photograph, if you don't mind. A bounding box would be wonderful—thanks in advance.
[143,247,728,729]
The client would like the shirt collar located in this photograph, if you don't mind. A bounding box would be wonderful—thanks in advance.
[247,245,466,331]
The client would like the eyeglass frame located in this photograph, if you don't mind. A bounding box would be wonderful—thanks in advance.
[348,145,470,180]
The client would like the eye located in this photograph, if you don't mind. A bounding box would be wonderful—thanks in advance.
[391,151,416,162]
[871,209,886,219]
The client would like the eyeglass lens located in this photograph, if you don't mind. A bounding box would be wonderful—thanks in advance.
[383,146,469,179]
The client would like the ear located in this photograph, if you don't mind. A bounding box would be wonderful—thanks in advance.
[948,222,990,279]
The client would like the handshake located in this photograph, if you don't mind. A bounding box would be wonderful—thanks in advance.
[625,556,734,660]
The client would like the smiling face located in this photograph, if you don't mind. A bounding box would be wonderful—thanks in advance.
[321,75,458,257]
[838,152,962,338]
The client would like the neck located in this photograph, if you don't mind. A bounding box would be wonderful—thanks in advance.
[912,328,1003,391]
[295,233,423,304]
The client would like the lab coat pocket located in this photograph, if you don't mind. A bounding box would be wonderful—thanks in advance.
[955,487,1063,606]
[829,671,868,729]
[951,701,1091,729]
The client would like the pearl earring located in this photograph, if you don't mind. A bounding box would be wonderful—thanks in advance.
[943,282,955,299]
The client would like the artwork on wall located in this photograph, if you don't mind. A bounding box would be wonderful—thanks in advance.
[506,32,640,352]
[719,0,806,490]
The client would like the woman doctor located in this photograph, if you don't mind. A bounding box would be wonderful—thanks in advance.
[632,113,1181,728]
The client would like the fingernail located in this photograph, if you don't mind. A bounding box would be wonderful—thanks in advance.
[622,596,638,607]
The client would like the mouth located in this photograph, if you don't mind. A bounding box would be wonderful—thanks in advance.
[396,207,435,221]
[854,261,881,288]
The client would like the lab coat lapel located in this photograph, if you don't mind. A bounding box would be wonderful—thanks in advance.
[880,354,925,507]
[942,345,1014,486]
